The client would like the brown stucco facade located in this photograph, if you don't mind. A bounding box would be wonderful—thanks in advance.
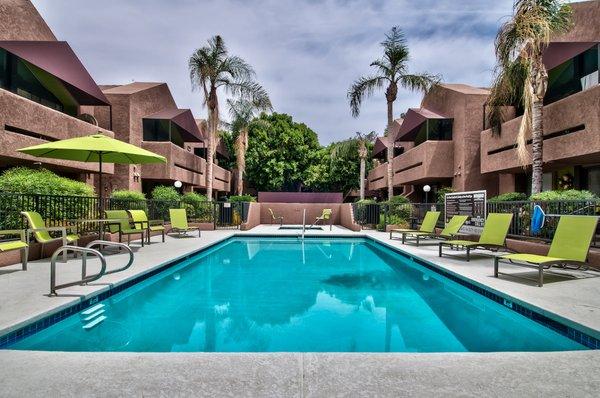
[367,84,495,201]
[480,1,600,195]
[0,0,115,185]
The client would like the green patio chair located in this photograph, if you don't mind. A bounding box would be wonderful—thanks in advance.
[390,211,441,240]
[168,209,200,237]
[312,208,333,230]
[439,213,513,261]
[104,210,145,246]
[397,215,469,246]
[0,230,28,270]
[21,211,79,261]
[494,215,599,287]
[128,210,165,244]
[268,208,283,226]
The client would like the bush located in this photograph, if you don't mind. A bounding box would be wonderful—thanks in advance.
[530,189,598,201]
[110,190,145,201]
[150,186,181,220]
[228,194,256,202]
[109,189,147,211]
[356,198,377,204]
[489,192,528,202]
[383,195,410,226]
[182,192,212,222]
[0,167,94,229]
[436,187,455,203]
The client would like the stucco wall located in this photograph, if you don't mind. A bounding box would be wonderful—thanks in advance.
[339,203,361,231]
[259,203,341,225]
[0,0,57,41]
[240,202,261,231]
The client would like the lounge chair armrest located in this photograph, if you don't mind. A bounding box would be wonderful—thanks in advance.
[148,219,165,226]
[0,229,26,241]
[28,226,67,233]
[132,220,149,229]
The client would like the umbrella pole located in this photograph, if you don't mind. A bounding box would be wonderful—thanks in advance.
[99,153,103,239]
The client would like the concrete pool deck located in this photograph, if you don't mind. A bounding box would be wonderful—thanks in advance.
[1,225,600,396]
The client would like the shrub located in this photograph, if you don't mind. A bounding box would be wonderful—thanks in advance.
[150,186,181,220]
[182,192,212,222]
[228,194,256,202]
[530,189,598,201]
[436,187,455,203]
[356,198,377,204]
[110,190,146,201]
[489,192,528,202]
[384,195,410,222]
[0,167,94,229]
[109,189,147,211]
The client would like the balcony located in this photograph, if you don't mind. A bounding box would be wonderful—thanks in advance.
[140,141,206,187]
[212,164,231,192]
[367,162,388,191]
[392,140,454,185]
[0,89,114,174]
[481,84,600,173]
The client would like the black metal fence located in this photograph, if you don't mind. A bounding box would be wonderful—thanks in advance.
[353,200,600,246]
[0,192,249,231]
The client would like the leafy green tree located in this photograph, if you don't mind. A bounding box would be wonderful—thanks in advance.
[188,35,269,199]
[348,26,440,199]
[487,0,572,194]
[245,113,320,192]
[330,131,377,200]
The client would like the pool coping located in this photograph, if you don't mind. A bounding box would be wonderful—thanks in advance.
[0,232,599,349]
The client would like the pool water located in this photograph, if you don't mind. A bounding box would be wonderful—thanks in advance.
[9,237,586,352]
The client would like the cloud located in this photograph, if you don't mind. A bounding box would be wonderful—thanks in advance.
[32,0,513,144]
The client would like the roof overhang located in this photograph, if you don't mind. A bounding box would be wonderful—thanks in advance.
[543,41,598,70]
[395,108,449,141]
[144,108,203,142]
[372,137,388,158]
[0,41,109,106]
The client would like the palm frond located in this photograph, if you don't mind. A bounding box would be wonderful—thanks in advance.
[347,75,387,117]
[399,73,440,93]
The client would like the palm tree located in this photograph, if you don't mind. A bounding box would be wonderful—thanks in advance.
[189,35,269,199]
[227,97,272,195]
[331,131,377,200]
[348,26,440,199]
[487,0,572,194]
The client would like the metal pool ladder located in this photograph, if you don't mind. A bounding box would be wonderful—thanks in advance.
[301,209,306,240]
[49,240,134,296]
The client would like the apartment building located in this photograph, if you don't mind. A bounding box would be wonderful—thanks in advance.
[481,0,600,196]
[0,0,115,183]
[368,84,494,201]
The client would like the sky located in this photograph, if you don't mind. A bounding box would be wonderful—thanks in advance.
[32,0,516,145]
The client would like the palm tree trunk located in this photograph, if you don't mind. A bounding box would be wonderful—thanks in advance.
[206,108,217,200]
[386,99,394,200]
[530,98,544,194]
[235,130,247,196]
[359,157,366,200]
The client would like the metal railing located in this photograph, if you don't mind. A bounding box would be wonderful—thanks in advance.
[352,199,600,247]
[0,192,249,231]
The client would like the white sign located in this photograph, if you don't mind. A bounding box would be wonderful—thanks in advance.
[444,190,487,234]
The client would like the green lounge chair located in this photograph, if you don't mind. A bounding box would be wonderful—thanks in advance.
[0,230,28,270]
[21,211,79,261]
[390,211,441,240]
[312,208,333,230]
[494,215,599,287]
[439,213,513,261]
[397,215,469,246]
[169,209,200,237]
[128,210,165,244]
[104,210,145,246]
[268,208,283,226]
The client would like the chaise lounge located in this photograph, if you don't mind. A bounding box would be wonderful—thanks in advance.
[438,213,513,261]
[390,211,440,240]
[128,209,165,244]
[494,215,599,287]
[104,210,145,246]
[169,209,201,237]
[21,211,79,261]
[397,215,469,246]
[0,229,28,270]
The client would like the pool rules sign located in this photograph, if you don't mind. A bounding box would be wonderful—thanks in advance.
[444,190,486,234]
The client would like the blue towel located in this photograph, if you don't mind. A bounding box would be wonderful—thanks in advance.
[531,205,545,234]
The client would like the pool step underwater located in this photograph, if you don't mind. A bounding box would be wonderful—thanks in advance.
[83,309,105,322]
[81,304,104,315]
[81,304,107,330]
[82,315,106,330]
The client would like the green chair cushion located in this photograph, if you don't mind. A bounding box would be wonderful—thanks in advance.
[440,215,469,236]
[443,239,480,247]
[105,210,132,234]
[419,211,441,233]
[547,216,598,262]
[169,209,189,230]
[22,211,52,242]
[478,213,513,245]
[149,225,165,232]
[0,241,28,251]
[500,253,567,265]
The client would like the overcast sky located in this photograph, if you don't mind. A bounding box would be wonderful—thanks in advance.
[32,0,516,144]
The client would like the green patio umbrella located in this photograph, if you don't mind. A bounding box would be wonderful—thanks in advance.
[18,133,167,212]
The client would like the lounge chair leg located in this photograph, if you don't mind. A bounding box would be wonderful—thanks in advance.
[127,234,130,245]
[389,231,392,239]
[21,247,28,271]
[494,257,499,278]
[466,247,470,262]
[416,235,420,246]
[141,233,144,247]
[438,243,443,257]
[62,237,68,262]
[538,265,544,287]
[162,231,165,243]
[402,233,405,244]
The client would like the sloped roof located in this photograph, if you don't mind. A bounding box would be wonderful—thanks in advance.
[543,41,598,70]
[144,108,203,142]
[0,40,109,105]
[101,82,165,95]
[396,107,449,141]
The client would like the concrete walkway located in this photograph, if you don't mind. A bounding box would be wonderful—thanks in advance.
[1,225,600,397]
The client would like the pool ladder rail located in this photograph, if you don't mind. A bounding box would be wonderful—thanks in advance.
[49,240,134,296]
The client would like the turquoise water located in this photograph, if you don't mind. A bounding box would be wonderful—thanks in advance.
[10,237,585,352]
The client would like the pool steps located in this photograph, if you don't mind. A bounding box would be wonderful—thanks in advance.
[81,304,106,330]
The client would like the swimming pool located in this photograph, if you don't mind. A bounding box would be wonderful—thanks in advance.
[7,237,587,352]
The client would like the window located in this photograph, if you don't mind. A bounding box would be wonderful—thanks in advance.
[413,119,453,146]
[545,45,599,104]
[143,119,185,148]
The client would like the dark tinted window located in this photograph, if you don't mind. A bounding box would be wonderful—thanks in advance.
[546,45,599,104]
[143,119,184,148]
